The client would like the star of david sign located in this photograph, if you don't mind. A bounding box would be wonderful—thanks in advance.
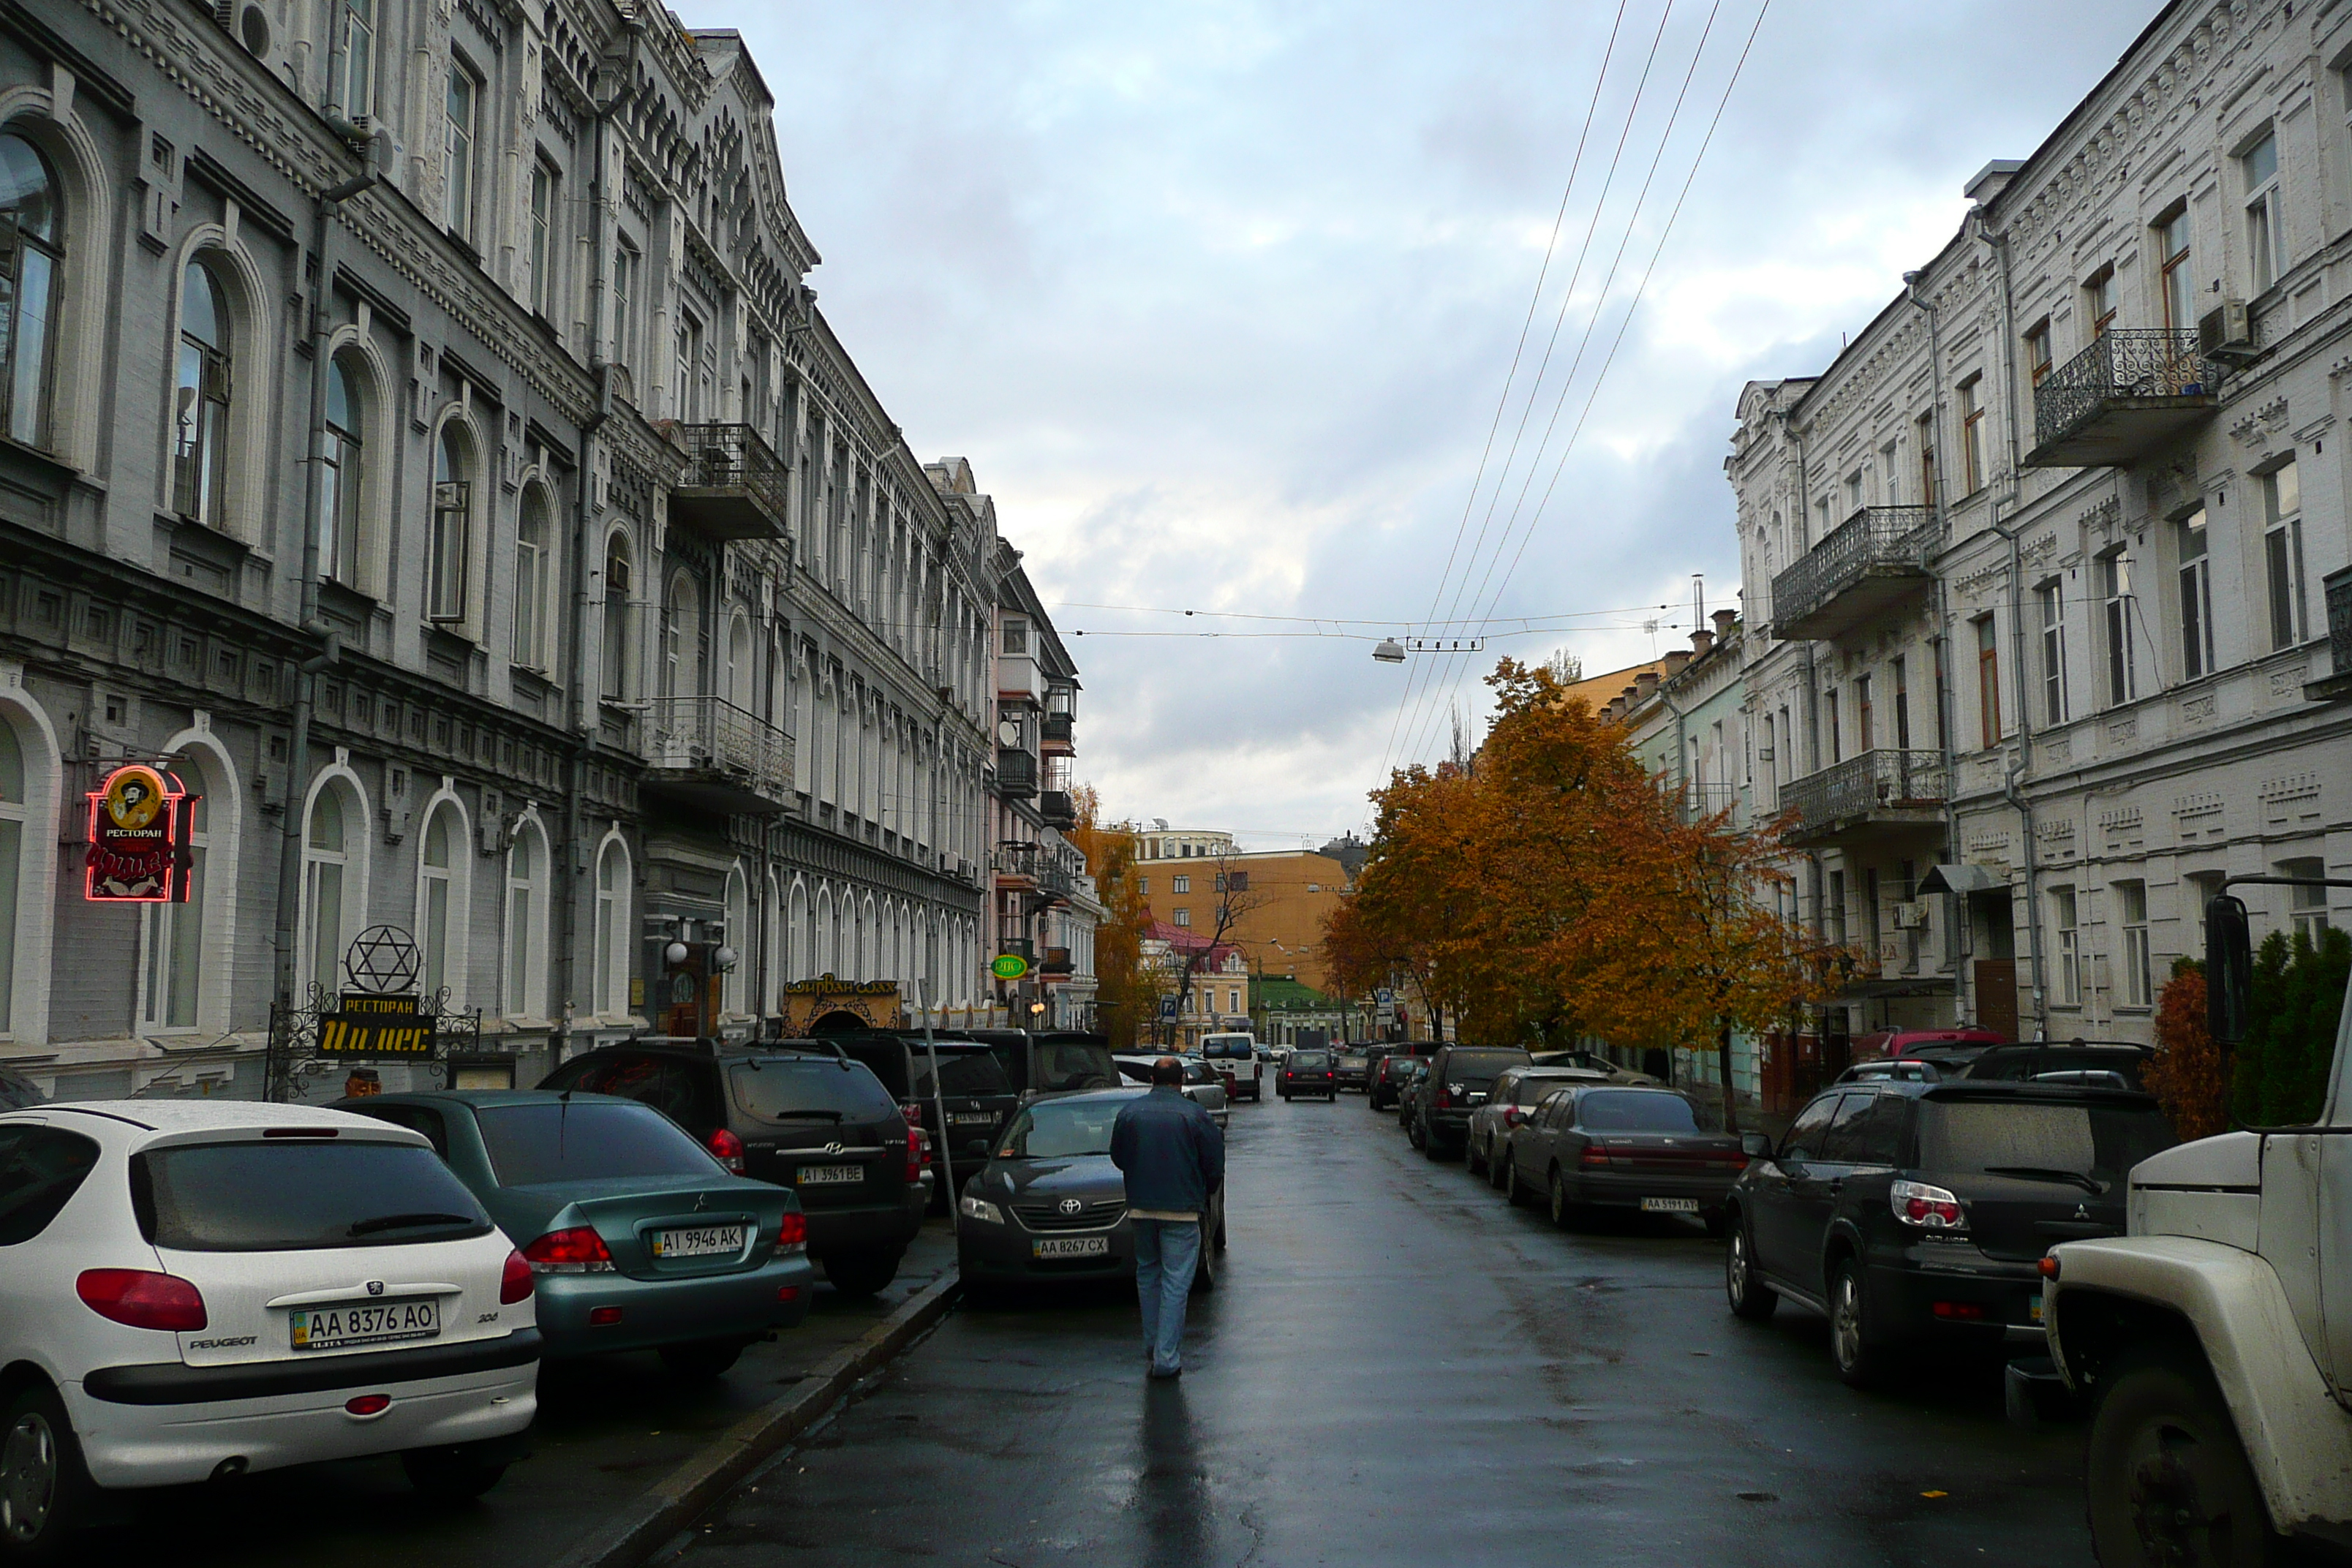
[344,924,423,995]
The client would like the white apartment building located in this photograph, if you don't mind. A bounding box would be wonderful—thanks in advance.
[1732,0,2352,1048]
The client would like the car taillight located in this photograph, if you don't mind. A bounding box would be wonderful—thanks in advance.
[1579,1147,1611,1168]
[774,1211,808,1256]
[522,1226,616,1273]
[77,1269,207,1332]
[1433,1088,1451,1109]
[709,1127,746,1175]
[1891,1178,1966,1230]
[905,1126,924,1183]
[500,1248,535,1304]
[1502,1107,1525,1127]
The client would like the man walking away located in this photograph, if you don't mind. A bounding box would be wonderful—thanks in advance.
[1109,1056,1226,1379]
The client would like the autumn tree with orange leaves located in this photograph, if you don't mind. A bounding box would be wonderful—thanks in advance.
[1066,785,1158,1049]
[1333,659,1818,1125]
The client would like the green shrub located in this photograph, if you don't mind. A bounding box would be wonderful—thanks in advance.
[2231,926,2348,1126]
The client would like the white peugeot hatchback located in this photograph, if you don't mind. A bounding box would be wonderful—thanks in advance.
[0,1101,539,1561]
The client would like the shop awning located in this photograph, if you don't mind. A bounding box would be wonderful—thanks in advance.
[1919,863,2006,897]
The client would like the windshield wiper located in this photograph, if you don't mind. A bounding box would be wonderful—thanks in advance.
[1981,1165,2106,1195]
[350,1211,476,1237]
[769,1109,845,1121]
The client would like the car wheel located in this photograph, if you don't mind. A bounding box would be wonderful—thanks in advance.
[1214,1216,1228,1254]
[2087,1343,2281,1568]
[1501,1153,1525,1205]
[0,1384,94,1564]
[1548,1168,1574,1229]
[823,1248,905,1299]
[1407,1116,1425,1149]
[1191,1245,1216,1294]
[658,1338,747,1382]
[1725,1218,1778,1322]
[401,1445,509,1502]
[1422,1128,1447,1161]
[1828,1256,1885,1389]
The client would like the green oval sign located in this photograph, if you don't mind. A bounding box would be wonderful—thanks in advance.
[991,953,1031,981]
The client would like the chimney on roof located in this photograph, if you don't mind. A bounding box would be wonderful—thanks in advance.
[1712,608,1738,641]
[1690,628,1714,657]
[1662,649,1691,676]
[1634,670,1659,700]
[1965,158,2024,207]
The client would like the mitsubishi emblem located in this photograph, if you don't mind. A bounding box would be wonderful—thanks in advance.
[1058,1198,1083,1215]
[366,1281,385,1297]
[695,1191,709,1212]
[2073,1202,2091,1221]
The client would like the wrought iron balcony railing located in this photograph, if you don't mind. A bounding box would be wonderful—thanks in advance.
[995,747,1039,798]
[1040,788,1077,828]
[1780,749,1946,843]
[1041,712,1074,744]
[1769,506,1939,641]
[669,423,790,540]
[643,694,795,815]
[2026,330,2223,468]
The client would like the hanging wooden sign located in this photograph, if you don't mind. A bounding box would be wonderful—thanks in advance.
[84,764,194,902]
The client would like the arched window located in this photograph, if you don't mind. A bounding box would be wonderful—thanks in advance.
[662,570,698,698]
[726,612,752,711]
[513,486,549,669]
[815,888,835,976]
[602,533,633,699]
[174,260,231,526]
[505,822,546,1019]
[321,354,363,584]
[0,721,22,1030]
[418,804,461,1000]
[593,837,629,1015]
[429,425,472,622]
[302,785,352,996]
[141,778,208,1030]
[788,882,809,985]
[723,867,749,1015]
[0,134,62,449]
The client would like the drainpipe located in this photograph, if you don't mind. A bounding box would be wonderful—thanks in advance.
[271,139,383,1025]
[1902,268,1969,1027]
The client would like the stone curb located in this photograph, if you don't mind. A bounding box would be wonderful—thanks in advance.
[546,1270,961,1568]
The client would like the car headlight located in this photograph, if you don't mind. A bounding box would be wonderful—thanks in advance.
[959,1195,1005,1225]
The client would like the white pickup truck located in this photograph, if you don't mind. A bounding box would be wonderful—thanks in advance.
[2046,881,2352,1566]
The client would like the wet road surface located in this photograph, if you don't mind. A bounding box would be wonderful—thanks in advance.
[663,1088,2096,1568]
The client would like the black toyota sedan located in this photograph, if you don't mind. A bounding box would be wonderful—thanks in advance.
[955,1088,1226,1300]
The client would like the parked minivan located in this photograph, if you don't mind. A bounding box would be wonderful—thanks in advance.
[1198,1033,1263,1101]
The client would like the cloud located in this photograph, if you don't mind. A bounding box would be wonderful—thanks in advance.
[693,0,2160,837]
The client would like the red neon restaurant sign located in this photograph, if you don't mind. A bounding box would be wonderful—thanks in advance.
[84,764,195,903]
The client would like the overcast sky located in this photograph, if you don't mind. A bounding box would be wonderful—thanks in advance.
[693,0,2157,846]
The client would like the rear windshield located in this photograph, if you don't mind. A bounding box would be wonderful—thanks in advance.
[1441,1051,1531,1084]
[1917,1098,2175,1180]
[137,1139,492,1251]
[1512,1076,1573,1107]
[1035,1042,1120,1091]
[998,1096,1139,1158]
[1291,1051,1331,1068]
[1199,1038,1254,1058]
[478,1101,722,1186]
[913,1049,1012,1098]
[729,1059,899,1123]
[1576,1091,1700,1133]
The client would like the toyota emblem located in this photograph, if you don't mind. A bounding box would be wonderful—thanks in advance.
[366,1281,385,1297]
[1058,1198,1083,1215]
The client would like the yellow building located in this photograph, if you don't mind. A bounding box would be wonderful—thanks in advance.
[1134,833,1352,996]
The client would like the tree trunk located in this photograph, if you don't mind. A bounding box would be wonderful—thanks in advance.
[1716,1019,1740,1136]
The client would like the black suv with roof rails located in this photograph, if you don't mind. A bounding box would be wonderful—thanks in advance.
[1409,1044,1534,1161]
[817,1033,1022,1205]
[1722,1079,2176,1388]
[963,1028,1123,1101]
[537,1039,926,1297]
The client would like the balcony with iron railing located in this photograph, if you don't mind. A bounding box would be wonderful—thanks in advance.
[1676,781,1739,823]
[1041,712,1074,747]
[1769,506,1939,642]
[2309,565,2352,701]
[641,694,795,815]
[668,423,790,541]
[1779,749,1946,847]
[2024,330,2223,469]
[995,747,1039,799]
[1040,788,1077,829]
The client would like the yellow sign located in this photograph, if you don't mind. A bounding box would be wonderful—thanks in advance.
[780,975,902,1034]
[317,994,434,1057]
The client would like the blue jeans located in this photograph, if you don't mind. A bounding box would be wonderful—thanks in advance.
[1132,1218,1200,1373]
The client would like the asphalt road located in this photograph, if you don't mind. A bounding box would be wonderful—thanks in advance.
[61,1220,959,1568]
[660,1088,2098,1568]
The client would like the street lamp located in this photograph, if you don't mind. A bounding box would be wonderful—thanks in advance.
[1372,638,1406,664]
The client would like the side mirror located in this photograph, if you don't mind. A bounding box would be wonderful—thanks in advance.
[1741,1132,1772,1160]
[2206,894,2253,1046]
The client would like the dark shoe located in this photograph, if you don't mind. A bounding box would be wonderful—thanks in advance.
[1148,1365,1183,1380]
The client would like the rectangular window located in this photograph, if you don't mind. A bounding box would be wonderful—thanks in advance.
[1828,869,1847,947]
[2157,206,2193,334]
[1891,657,1911,750]
[1002,617,1029,655]
[1932,638,1950,752]
[2053,886,2081,1006]
[1826,684,1842,764]
[1917,412,1938,511]
[2118,880,2152,1009]
[2177,509,2215,679]
[2100,551,2134,706]
[1959,377,1985,494]
[529,163,554,317]
[1975,616,2000,745]
[2244,132,2283,293]
[674,315,701,422]
[2280,856,2328,943]
[612,244,636,368]
[2038,581,2068,725]
[1845,469,1865,517]
[141,845,205,1029]
[1172,875,1190,894]
[429,480,470,623]
[1173,908,1191,928]
[2087,265,2118,336]
[2265,461,2305,649]
[443,64,478,240]
[2025,320,2053,385]
[1855,672,1874,752]
[341,0,375,120]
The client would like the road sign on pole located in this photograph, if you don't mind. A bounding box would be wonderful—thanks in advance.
[1157,996,1179,1022]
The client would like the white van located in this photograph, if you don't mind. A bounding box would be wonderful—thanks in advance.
[1197,1033,1262,1102]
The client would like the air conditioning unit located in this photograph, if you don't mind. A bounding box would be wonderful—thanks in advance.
[1891,900,1931,930]
[2198,299,2255,362]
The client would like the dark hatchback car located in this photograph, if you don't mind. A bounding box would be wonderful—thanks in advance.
[1498,1085,1744,1230]
[1409,1044,1534,1159]
[1367,1052,1420,1112]
[343,1091,812,1377]
[538,1042,925,1297]
[1722,1080,2176,1387]
[824,1033,1022,1197]
[955,1088,1225,1300]
[1278,1047,1337,1100]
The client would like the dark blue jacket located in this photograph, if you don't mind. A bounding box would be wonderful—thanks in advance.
[1109,1086,1225,1216]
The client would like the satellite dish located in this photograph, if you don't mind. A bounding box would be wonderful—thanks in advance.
[997,718,1022,746]
[1373,639,1406,664]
